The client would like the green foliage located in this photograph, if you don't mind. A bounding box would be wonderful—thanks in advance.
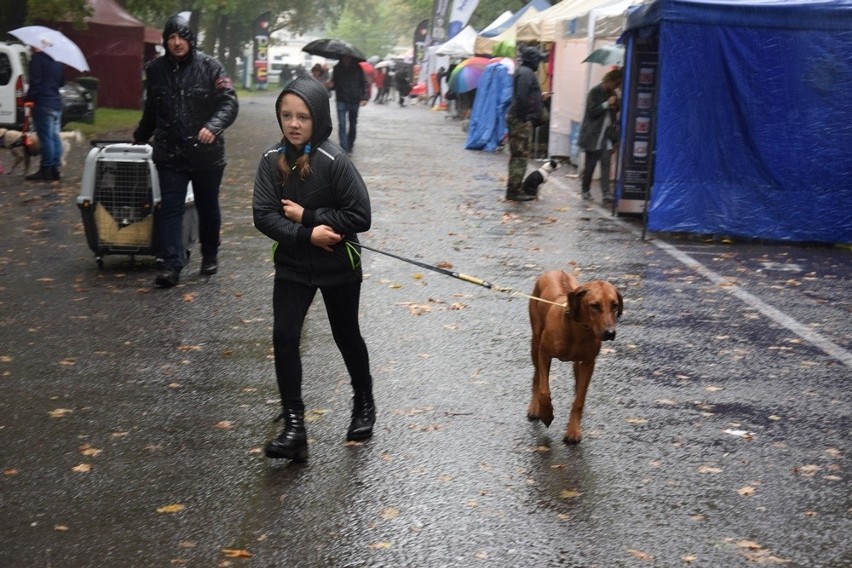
[328,0,431,59]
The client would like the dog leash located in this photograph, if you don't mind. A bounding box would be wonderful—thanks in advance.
[349,239,568,308]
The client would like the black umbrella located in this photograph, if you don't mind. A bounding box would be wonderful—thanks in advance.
[302,38,366,62]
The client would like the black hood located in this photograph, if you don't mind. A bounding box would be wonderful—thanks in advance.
[162,15,196,54]
[520,46,545,71]
[276,76,333,149]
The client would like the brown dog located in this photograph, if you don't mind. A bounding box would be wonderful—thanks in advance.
[527,270,623,444]
[0,128,83,175]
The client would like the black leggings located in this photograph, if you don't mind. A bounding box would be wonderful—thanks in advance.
[272,279,372,409]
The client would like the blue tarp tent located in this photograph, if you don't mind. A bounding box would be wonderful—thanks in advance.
[623,0,852,243]
[465,62,513,152]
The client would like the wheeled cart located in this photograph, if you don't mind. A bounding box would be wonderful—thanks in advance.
[77,142,197,268]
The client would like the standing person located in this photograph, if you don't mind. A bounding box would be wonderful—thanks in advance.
[24,47,64,182]
[578,68,623,203]
[394,65,411,107]
[505,47,546,201]
[373,69,385,103]
[253,76,375,462]
[311,63,331,97]
[133,15,239,289]
[327,55,368,153]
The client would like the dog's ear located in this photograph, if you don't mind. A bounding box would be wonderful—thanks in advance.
[568,287,587,320]
[616,290,623,319]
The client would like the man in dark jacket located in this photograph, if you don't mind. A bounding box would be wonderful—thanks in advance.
[328,55,369,153]
[25,48,64,182]
[134,15,239,288]
[578,68,623,203]
[506,47,546,201]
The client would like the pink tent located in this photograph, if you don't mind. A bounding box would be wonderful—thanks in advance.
[53,0,160,109]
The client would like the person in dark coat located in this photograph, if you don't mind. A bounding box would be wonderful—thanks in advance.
[394,65,412,107]
[506,47,546,201]
[328,56,369,153]
[24,48,64,181]
[134,15,239,288]
[253,76,375,462]
[578,68,623,203]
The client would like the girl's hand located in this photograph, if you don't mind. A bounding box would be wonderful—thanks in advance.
[282,199,304,223]
[310,225,342,252]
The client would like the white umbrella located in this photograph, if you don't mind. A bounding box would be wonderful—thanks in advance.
[9,26,90,72]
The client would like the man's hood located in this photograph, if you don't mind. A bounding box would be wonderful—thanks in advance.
[520,46,545,71]
[162,15,196,55]
[276,76,333,148]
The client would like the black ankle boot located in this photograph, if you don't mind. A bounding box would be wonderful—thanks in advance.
[25,167,50,182]
[346,391,375,442]
[265,407,308,461]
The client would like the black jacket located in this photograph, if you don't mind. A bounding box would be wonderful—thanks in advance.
[253,76,371,286]
[331,60,369,105]
[26,51,64,112]
[134,16,238,171]
[509,48,544,125]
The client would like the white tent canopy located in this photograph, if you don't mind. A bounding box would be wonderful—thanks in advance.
[517,0,607,43]
[474,6,544,55]
[435,25,477,58]
[480,11,513,35]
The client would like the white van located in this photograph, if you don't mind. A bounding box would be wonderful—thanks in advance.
[0,42,30,129]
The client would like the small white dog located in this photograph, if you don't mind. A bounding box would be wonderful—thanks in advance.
[0,128,84,175]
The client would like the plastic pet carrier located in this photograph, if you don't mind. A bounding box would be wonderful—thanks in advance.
[77,142,197,267]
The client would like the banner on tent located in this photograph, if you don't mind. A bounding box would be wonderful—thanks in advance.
[448,0,479,39]
[252,12,272,90]
[617,33,659,214]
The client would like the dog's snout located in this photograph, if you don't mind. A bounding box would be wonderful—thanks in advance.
[602,329,616,341]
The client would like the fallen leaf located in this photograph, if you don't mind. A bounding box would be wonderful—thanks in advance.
[724,429,754,439]
[682,554,698,563]
[71,463,92,473]
[379,507,400,520]
[475,551,489,560]
[79,445,102,457]
[560,489,582,499]
[625,417,648,425]
[698,465,722,474]
[736,540,763,550]
[0,355,12,363]
[221,548,253,558]
[214,421,234,429]
[738,486,756,496]
[54,525,70,532]
[156,504,185,514]
[368,542,392,550]
[177,345,202,352]
[182,292,197,302]
[49,408,73,418]
[4,468,19,476]
[794,464,821,476]
[304,409,330,423]
[627,548,654,561]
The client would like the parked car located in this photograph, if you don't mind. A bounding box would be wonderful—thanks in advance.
[0,42,29,129]
[0,41,95,129]
[59,81,95,125]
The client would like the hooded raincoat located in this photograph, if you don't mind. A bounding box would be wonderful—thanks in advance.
[134,16,238,172]
[253,77,371,286]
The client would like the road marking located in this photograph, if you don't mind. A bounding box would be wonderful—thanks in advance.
[549,177,852,367]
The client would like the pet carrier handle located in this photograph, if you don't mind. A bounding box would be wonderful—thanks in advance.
[91,139,135,147]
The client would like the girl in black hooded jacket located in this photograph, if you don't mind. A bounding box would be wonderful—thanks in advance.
[253,76,374,462]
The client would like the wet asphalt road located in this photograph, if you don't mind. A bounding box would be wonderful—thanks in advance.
[1,91,850,567]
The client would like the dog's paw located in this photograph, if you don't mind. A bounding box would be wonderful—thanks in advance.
[562,431,582,444]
